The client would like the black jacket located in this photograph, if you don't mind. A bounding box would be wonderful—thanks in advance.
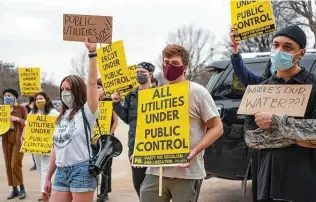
[245,68,316,202]
[113,88,139,157]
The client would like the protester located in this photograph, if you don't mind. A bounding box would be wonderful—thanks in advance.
[25,96,38,171]
[96,78,119,202]
[230,27,272,202]
[244,25,316,202]
[111,62,155,198]
[140,44,223,202]
[22,92,59,202]
[43,37,99,202]
[230,27,271,87]
[2,89,27,200]
[151,77,158,87]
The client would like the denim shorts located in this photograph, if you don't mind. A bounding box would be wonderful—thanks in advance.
[53,161,97,192]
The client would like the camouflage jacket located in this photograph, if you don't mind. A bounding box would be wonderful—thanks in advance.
[245,114,316,149]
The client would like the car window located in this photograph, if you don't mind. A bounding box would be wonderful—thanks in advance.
[213,62,267,100]
[299,57,313,71]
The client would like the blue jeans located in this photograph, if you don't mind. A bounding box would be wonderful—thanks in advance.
[53,161,97,192]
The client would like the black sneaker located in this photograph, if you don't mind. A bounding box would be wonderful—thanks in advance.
[7,190,19,200]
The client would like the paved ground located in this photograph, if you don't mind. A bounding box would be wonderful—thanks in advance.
[0,121,253,202]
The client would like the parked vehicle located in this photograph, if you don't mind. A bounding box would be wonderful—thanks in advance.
[203,50,316,194]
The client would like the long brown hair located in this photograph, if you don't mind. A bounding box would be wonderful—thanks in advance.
[56,75,87,123]
[33,92,54,115]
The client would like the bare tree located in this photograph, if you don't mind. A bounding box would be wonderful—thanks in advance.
[0,61,20,101]
[71,50,88,81]
[159,24,217,81]
[287,1,316,48]
[41,71,55,85]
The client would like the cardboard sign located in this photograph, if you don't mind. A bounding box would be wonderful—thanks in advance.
[0,105,10,135]
[18,67,41,96]
[20,115,57,155]
[132,81,190,167]
[231,0,276,40]
[63,14,113,43]
[237,84,313,117]
[97,41,134,98]
[92,101,113,142]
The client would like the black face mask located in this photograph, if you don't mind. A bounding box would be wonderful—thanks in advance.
[136,73,148,85]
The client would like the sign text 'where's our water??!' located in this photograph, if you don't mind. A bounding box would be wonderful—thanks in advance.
[21,115,57,155]
[231,0,276,40]
[97,41,135,98]
[18,67,41,96]
[63,14,113,43]
[237,84,313,117]
[132,81,190,167]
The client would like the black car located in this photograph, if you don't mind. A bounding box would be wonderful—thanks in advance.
[203,50,316,194]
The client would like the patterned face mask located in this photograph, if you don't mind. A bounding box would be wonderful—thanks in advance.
[61,91,74,108]
[35,100,46,110]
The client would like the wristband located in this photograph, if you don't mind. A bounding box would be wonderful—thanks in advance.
[89,50,96,53]
[89,53,97,58]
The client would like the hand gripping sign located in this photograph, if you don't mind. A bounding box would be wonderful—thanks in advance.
[0,105,11,135]
[21,114,57,155]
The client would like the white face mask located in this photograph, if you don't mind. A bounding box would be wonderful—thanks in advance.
[61,91,74,108]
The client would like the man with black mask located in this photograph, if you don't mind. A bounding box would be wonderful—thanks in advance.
[245,25,316,202]
[111,62,155,198]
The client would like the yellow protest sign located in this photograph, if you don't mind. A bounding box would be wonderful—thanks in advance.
[0,105,10,135]
[18,67,41,96]
[132,81,190,167]
[92,101,113,142]
[97,41,134,98]
[21,114,57,155]
[128,65,138,91]
[231,0,275,40]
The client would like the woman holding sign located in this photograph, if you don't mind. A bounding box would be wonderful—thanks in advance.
[22,92,59,202]
[44,37,99,202]
[2,88,27,200]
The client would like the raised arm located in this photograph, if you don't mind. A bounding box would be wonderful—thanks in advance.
[85,37,99,114]
[230,27,265,87]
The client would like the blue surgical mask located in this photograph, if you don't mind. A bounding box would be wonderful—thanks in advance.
[270,64,276,75]
[270,50,301,71]
[4,97,15,105]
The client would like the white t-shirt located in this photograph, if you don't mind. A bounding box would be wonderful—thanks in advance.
[32,108,59,116]
[53,103,98,167]
[146,82,220,179]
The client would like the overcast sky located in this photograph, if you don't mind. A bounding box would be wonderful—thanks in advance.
[0,0,232,85]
